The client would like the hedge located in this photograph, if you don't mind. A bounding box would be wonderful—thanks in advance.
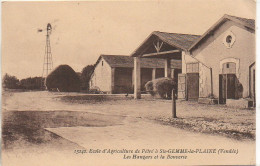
[46,65,80,92]
[145,77,176,99]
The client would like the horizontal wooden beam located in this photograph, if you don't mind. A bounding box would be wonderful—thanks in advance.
[142,50,181,57]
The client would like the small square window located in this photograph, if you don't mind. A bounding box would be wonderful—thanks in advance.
[226,63,229,68]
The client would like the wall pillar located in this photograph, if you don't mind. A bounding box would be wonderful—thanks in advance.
[165,58,171,77]
[111,67,115,94]
[152,68,156,80]
[134,57,141,99]
[132,68,135,87]
[171,69,175,78]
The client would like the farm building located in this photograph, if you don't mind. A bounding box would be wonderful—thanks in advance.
[131,31,201,99]
[89,55,181,94]
[131,14,255,106]
[185,14,255,105]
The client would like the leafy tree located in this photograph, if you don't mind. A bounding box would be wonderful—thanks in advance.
[80,65,94,91]
[2,73,20,89]
[20,77,44,90]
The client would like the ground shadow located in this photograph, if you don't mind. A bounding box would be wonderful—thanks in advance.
[2,111,124,150]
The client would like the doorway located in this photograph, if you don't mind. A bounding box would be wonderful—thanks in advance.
[219,74,239,104]
[187,73,199,100]
[219,62,238,104]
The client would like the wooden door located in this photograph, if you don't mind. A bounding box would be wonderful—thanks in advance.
[227,74,236,99]
[186,73,199,100]
[219,74,226,104]
[219,74,236,104]
[178,74,186,99]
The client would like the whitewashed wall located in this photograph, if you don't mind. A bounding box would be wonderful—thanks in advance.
[183,21,255,98]
[90,58,112,92]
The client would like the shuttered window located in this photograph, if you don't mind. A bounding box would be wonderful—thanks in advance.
[186,63,199,73]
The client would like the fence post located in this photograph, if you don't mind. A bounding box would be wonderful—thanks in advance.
[172,89,177,118]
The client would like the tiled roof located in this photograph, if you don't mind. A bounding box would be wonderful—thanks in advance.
[189,14,255,51]
[131,31,200,56]
[153,31,201,51]
[226,14,255,29]
[99,55,181,69]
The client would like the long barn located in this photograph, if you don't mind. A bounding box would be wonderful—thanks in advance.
[89,55,181,94]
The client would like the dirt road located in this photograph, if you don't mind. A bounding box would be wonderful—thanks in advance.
[2,91,256,166]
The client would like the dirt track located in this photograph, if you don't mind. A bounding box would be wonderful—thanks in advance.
[1,91,256,166]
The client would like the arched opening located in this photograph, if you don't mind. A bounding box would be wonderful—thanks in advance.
[219,61,242,104]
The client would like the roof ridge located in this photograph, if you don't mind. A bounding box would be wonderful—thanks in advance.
[224,14,255,21]
[101,54,128,57]
[154,31,201,37]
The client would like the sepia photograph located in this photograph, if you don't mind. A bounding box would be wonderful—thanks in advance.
[1,0,257,165]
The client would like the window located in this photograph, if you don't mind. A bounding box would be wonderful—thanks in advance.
[226,35,232,43]
[102,61,104,66]
[222,62,236,74]
[186,63,199,73]
[223,31,236,48]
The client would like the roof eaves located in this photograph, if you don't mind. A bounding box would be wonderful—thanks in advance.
[225,14,255,30]
[188,15,227,52]
[130,32,155,57]
[97,55,113,68]
[131,31,194,57]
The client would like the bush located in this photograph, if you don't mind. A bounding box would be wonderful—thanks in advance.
[145,77,176,99]
[2,73,20,89]
[145,81,155,96]
[46,65,80,92]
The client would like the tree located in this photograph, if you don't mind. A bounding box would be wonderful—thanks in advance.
[20,77,44,90]
[46,65,80,92]
[80,65,94,91]
[2,73,20,89]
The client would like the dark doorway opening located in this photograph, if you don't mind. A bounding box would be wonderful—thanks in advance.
[219,74,241,104]
[186,73,199,100]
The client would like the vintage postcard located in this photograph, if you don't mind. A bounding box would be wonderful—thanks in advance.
[1,0,257,165]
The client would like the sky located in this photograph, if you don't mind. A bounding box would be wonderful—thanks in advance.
[1,0,256,79]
